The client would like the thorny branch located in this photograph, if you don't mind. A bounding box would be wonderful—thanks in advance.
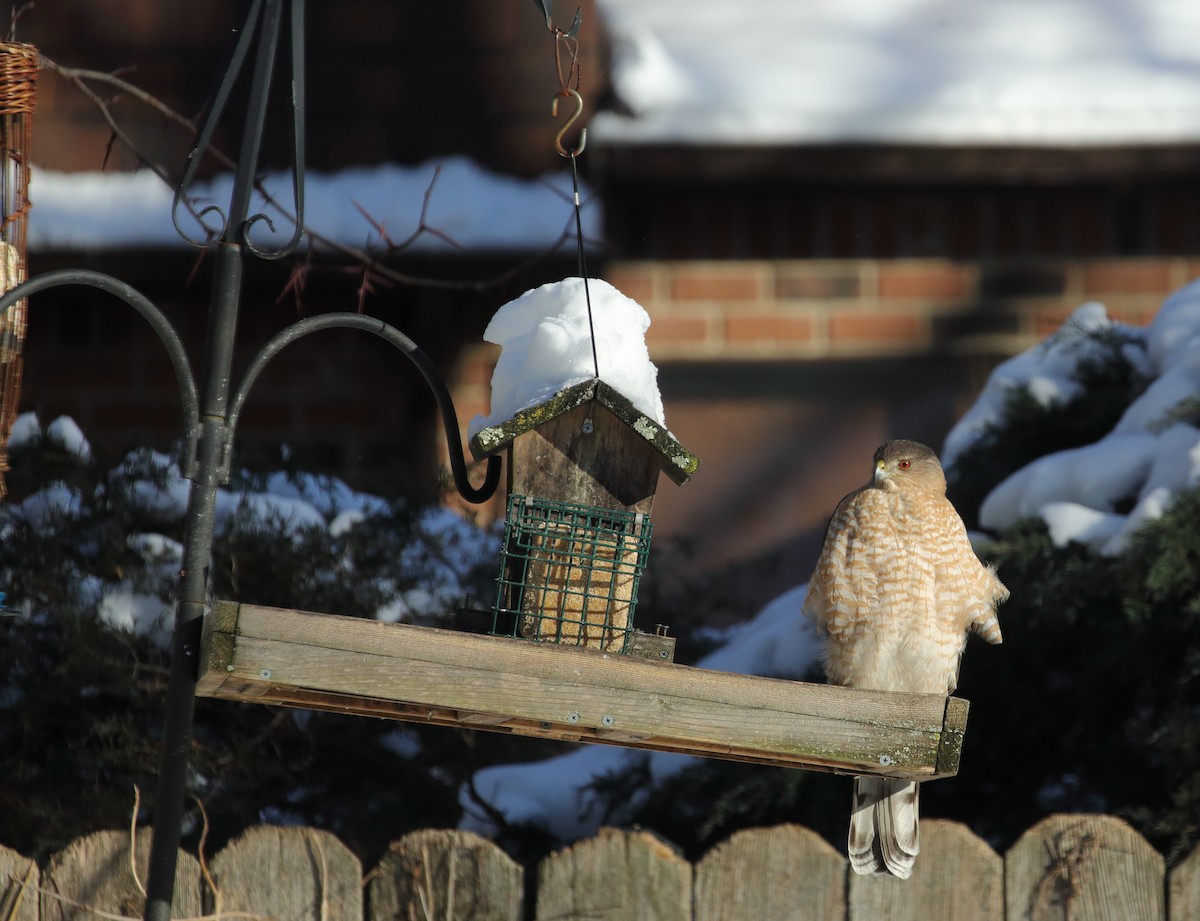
[38,55,600,310]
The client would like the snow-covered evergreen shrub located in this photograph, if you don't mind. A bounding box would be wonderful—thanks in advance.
[0,418,516,862]
[947,308,1152,528]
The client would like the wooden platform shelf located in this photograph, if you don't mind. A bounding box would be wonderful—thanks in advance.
[197,601,969,781]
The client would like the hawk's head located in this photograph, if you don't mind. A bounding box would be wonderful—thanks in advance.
[872,440,946,494]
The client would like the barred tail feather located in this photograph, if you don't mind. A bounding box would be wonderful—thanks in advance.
[972,608,1004,645]
[849,777,920,879]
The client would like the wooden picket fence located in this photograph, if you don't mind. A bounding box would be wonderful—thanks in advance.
[1,814,1198,921]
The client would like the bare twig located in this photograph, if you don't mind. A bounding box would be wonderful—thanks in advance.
[194,796,221,920]
[39,57,180,188]
[129,785,147,898]
[7,2,35,43]
[0,861,36,921]
[1032,820,1125,921]
[39,53,594,312]
[26,879,271,921]
[443,846,457,921]
[307,830,329,921]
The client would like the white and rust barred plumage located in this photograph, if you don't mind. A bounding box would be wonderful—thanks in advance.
[803,439,1007,879]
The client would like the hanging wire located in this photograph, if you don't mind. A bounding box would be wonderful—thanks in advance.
[567,147,599,382]
[542,2,598,381]
[537,1,583,93]
[551,88,597,380]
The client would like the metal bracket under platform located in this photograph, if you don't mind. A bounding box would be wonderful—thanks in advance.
[196,601,969,780]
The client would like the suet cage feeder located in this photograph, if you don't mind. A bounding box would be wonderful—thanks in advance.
[0,42,36,500]
[470,377,698,654]
[492,493,653,652]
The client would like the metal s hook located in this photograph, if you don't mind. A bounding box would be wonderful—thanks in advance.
[552,89,587,158]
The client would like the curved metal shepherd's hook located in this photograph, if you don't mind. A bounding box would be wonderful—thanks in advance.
[223,313,501,502]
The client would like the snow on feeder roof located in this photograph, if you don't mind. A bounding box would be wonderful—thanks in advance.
[468,277,698,489]
[468,278,698,653]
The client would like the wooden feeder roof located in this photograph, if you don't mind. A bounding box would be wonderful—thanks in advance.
[469,378,700,486]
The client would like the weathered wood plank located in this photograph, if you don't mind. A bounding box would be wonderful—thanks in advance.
[367,829,521,921]
[0,845,39,921]
[848,820,1001,921]
[1170,843,1200,921]
[510,401,661,511]
[207,825,361,921]
[41,829,201,921]
[694,824,846,921]
[1006,814,1165,921]
[197,602,969,781]
[535,828,691,921]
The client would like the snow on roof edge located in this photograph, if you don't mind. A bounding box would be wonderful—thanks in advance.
[26,157,602,254]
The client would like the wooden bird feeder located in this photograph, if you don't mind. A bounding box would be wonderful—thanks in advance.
[192,374,972,783]
[185,291,973,786]
[164,303,977,786]
[194,373,970,781]
[469,378,699,654]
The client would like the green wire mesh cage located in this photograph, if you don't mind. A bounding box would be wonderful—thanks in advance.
[492,494,653,653]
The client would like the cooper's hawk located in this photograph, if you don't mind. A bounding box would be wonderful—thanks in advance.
[803,439,1006,878]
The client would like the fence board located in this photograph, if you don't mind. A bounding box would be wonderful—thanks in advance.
[1169,843,1200,921]
[367,829,522,921]
[694,823,845,921]
[208,825,361,921]
[848,819,1001,921]
[41,829,201,921]
[1006,814,1165,921]
[0,845,39,921]
[535,827,691,921]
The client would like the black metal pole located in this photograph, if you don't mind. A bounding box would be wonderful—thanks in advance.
[141,2,287,918]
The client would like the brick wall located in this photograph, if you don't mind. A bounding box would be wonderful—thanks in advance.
[449,253,1192,447]
[597,256,1187,361]
[445,253,1194,537]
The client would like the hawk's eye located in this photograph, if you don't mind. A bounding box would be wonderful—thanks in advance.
[898,459,911,469]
